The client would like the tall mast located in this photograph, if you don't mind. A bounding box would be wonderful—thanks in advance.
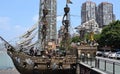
[38,0,48,50]
[38,0,57,51]
[61,0,72,50]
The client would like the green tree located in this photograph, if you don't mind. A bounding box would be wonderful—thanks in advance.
[98,20,120,49]
[71,36,81,43]
[84,33,100,42]
[94,34,101,42]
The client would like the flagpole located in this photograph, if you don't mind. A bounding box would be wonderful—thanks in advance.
[66,0,67,5]
[66,0,72,4]
[66,0,68,5]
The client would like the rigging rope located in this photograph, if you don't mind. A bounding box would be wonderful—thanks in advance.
[19,21,38,38]
[17,31,37,45]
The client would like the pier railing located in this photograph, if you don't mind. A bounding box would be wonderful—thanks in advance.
[79,56,120,74]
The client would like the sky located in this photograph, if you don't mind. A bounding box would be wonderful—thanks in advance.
[0,0,120,42]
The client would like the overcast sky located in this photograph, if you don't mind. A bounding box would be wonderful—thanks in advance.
[0,0,120,42]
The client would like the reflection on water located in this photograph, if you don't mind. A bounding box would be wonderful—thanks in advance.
[0,51,15,69]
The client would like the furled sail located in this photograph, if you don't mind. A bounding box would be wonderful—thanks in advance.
[19,22,38,38]
[23,41,38,48]
[17,31,37,45]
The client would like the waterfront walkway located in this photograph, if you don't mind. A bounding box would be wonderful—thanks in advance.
[79,56,120,74]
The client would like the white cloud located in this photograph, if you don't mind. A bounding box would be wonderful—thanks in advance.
[0,17,29,40]
[13,25,27,32]
[0,17,10,23]
[0,17,26,33]
[32,14,39,23]
[57,15,63,22]
[14,25,21,29]
[0,17,11,30]
[11,15,39,38]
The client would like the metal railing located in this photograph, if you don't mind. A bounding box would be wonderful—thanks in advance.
[79,56,120,74]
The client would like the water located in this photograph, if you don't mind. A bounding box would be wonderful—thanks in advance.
[0,51,20,74]
[0,51,15,70]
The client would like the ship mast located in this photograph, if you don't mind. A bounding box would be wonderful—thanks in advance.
[38,0,48,51]
[38,0,57,51]
[61,0,72,50]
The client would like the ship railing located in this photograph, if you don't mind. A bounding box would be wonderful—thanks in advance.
[78,45,97,50]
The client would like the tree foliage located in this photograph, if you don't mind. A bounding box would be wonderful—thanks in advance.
[71,36,81,43]
[84,33,100,42]
[94,34,101,41]
[98,20,120,48]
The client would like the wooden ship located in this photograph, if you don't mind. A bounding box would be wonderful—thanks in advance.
[0,0,77,74]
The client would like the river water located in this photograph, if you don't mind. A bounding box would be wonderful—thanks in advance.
[0,51,20,74]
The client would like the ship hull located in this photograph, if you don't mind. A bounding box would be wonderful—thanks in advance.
[7,51,77,74]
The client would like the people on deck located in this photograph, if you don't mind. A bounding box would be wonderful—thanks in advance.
[29,47,34,56]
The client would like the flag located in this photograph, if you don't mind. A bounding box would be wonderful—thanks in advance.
[67,0,73,4]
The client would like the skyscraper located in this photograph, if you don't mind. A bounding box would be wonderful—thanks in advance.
[39,0,57,42]
[97,2,115,28]
[81,1,97,24]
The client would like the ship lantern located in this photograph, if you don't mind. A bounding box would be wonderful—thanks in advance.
[64,5,70,14]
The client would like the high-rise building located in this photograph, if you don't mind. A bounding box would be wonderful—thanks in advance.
[97,2,115,28]
[81,1,97,24]
[39,0,57,42]
[77,1,116,40]
[81,1,115,28]
[80,1,97,39]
